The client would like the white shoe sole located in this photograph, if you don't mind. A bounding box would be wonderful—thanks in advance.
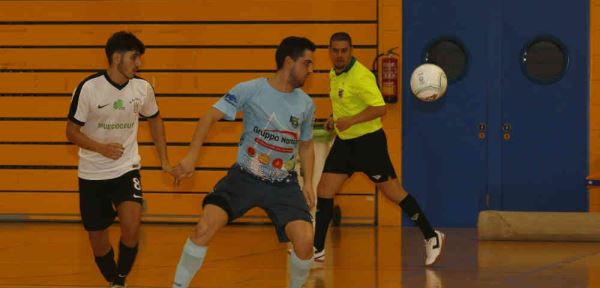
[314,253,325,262]
[426,233,445,266]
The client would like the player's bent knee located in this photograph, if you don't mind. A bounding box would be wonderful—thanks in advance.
[317,184,335,198]
[377,180,407,202]
[292,239,314,259]
[290,231,313,259]
[87,230,104,240]
[191,219,213,240]
[120,229,139,245]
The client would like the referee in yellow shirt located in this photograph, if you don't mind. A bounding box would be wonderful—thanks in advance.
[313,32,444,266]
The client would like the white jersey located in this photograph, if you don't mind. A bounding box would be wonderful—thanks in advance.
[68,72,159,180]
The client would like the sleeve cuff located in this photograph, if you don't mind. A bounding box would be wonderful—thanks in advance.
[141,110,160,118]
[213,104,235,121]
[68,116,85,126]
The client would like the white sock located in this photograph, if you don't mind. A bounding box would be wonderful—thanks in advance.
[172,238,207,288]
[288,250,313,288]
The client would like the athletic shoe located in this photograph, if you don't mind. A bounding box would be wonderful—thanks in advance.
[425,230,445,266]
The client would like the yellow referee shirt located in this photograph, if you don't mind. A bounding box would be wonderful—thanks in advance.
[329,58,385,140]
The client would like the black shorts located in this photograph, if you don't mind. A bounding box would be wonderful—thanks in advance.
[203,165,312,242]
[323,129,397,183]
[79,169,143,231]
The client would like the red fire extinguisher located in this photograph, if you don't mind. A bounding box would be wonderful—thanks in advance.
[373,47,399,103]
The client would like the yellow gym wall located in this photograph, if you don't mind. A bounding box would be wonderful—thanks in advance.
[0,0,404,226]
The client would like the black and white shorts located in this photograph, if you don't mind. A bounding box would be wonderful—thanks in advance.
[78,169,143,231]
[323,129,397,183]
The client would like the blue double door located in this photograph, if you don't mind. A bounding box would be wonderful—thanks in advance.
[402,0,589,226]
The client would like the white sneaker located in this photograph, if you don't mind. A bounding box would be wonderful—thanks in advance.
[424,230,445,266]
[313,248,325,262]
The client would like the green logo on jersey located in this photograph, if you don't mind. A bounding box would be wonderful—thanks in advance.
[113,99,125,110]
[97,122,135,130]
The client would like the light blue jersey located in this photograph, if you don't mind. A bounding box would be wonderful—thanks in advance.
[214,78,315,181]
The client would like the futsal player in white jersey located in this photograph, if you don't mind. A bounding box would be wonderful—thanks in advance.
[66,31,172,288]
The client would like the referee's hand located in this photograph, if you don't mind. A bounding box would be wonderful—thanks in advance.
[325,117,335,132]
[335,117,353,132]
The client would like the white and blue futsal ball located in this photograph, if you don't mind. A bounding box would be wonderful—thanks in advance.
[410,63,448,102]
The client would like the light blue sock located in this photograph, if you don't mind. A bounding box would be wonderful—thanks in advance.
[289,250,313,288]
[172,238,207,288]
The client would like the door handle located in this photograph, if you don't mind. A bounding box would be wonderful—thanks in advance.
[503,123,512,141]
[478,123,486,140]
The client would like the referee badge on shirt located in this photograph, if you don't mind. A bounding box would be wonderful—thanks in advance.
[338,88,344,98]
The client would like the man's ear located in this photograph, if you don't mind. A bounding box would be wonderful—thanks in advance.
[111,52,122,65]
[283,55,294,69]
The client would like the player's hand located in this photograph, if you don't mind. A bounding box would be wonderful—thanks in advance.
[324,117,335,132]
[161,162,173,174]
[303,185,316,209]
[98,143,124,160]
[172,155,196,186]
[335,117,353,132]
[162,162,178,184]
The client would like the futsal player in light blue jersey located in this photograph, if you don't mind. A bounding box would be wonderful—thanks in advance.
[171,36,317,288]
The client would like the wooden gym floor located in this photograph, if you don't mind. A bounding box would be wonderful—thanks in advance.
[0,223,599,287]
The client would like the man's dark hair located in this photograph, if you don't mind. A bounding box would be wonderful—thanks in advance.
[275,36,316,69]
[329,32,353,47]
[105,31,145,64]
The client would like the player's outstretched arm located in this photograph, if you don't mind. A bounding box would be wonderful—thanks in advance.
[147,114,172,174]
[172,107,226,183]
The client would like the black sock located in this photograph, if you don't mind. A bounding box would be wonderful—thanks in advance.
[115,240,138,285]
[314,197,334,251]
[399,195,436,239]
[94,247,117,283]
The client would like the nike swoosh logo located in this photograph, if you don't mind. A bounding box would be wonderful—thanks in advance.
[97,104,109,109]
[133,194,143,199]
